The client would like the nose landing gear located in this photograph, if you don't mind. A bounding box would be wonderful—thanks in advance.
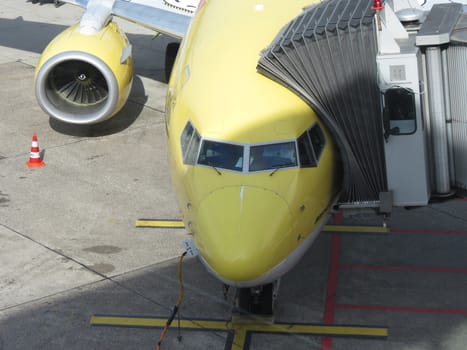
[232,280,280,322]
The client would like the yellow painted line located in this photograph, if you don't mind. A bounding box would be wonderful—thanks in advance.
[231,327,248,350]
[135,219,185,228]
[322,225,390,233]
[90,316,226,329]
[91,315,167,328]
[90,315,388,342]
[135,219,389,234]
[228,322,388,338]
[267,323,388,337]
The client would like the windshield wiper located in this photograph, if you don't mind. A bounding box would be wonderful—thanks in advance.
[269,162,295,176]
[208,162,222,175]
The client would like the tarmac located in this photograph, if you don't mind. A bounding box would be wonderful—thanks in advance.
[1,1,467,349]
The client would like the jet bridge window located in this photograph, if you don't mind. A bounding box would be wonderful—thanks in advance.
[249,142,297,172]
[383,87,417,136]
[181,121,201,165]
[298,123,325,167]
[198,140,244,171]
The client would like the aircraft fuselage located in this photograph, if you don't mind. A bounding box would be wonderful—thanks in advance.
[166,0,341,287]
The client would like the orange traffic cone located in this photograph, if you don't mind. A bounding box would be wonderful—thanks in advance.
[26,133,45,168]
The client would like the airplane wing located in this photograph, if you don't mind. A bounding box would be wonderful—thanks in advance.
[60,0,194,39]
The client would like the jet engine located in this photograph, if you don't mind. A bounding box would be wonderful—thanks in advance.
[35,21,133,124]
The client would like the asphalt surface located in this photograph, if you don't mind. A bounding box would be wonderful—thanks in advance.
[1,1,467,349]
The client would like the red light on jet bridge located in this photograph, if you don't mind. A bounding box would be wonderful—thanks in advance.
[371,0,384,11]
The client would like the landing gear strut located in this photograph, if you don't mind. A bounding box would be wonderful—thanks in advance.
[234,280,280,318]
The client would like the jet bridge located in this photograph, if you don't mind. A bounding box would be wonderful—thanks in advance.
[257,0,467,209]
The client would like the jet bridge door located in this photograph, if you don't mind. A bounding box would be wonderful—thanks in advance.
[377,50,430,206]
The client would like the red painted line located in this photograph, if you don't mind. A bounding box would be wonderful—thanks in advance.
[324,236,341,324]
[321,212,343,350]
[333,210,344,224]
[391,228,467,236]
[337,304,467,315]
[340,264,467,274]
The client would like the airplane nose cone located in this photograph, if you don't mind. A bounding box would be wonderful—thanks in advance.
[195,186,293,284]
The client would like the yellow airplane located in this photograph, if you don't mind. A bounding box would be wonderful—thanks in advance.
[34,0,340,313]
[166,0,340,294]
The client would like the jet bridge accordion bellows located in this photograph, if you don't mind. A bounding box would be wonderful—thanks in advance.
[257,0,387,204]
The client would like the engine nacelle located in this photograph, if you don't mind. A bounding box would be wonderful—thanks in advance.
[35,22,133,124]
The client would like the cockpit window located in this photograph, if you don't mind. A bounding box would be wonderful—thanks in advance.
[249,142,297,171]
[310,124,325,159]
[198,140,244,171]
[180,121,324,173]
[181,121,201,165]
[185,131,201,165]
[180,122,194,156]
[298,123,325,167]
[298,133,316,167]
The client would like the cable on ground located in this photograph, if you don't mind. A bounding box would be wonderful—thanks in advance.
[155,251,187,350]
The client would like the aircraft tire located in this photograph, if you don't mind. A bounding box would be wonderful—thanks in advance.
[237,283,274,315]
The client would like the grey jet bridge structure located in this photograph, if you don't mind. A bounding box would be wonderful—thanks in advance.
[257,0,467,213]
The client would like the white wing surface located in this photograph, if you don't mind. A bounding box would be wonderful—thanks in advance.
[60,0,195,39]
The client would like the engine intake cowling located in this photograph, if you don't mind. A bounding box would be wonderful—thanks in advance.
[35,22,133,124]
